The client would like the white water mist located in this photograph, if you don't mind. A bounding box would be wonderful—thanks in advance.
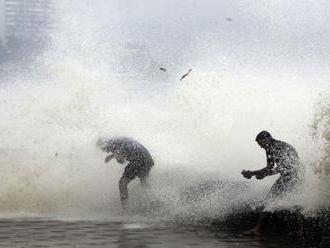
[0,0,328,219]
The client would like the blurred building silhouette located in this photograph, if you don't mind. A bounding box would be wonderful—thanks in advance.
[0,0,53,61]
[0,0,5,47]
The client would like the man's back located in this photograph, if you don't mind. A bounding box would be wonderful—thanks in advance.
[267,139,301,177]
[111,137,152,163]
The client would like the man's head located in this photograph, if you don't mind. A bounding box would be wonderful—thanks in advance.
[97,137,116,153]
[255,130,273,148]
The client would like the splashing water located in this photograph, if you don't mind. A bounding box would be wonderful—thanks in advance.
[0,0,329,221]
[310,96,330,209]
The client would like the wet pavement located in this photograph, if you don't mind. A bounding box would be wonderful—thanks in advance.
[0,219,299,248]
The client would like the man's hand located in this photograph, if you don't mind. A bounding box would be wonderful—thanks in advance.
[115,155,125,164]
[105,154,114,163]
[241,170,254,179]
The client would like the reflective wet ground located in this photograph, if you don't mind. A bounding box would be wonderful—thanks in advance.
[0,219,298,248]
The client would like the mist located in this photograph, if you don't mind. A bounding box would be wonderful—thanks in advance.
[0,0,329,219]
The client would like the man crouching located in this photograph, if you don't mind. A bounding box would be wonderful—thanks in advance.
[97,137,154,208]
[241,131,304,236]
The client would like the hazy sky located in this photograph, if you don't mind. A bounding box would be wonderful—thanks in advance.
[1,0,328,75]
[51,0,330,74]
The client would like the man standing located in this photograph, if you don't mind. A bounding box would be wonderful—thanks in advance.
[97,137,154,208]
[242,131,303,235]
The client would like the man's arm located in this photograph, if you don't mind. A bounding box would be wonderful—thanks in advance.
[252,167,276,179]
[253,152,279,179]
[242,151,279,179]
[105,154,114,163]
[242,167,275,179]
[114,154,125,164]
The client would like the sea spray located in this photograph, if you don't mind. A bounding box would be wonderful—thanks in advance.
[0,0,327,221]
[310,96,330,209]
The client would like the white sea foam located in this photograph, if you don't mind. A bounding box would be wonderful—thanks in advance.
[0,0,328,220]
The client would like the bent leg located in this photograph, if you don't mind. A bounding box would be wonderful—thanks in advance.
[255,211,270,236]
[267,177,285,200]
[252,178,283,236]
[243,210,269,237]
[120,162,139,208]
[119,176,131,208]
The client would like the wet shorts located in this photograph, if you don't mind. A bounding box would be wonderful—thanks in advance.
[267,174,300,199]
[123,159,153,181]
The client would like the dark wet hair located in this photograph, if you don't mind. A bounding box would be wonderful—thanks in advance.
[97,138,116,152]
[255,130,272,142]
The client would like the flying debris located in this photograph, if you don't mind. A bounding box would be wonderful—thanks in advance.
[180,69,192,81]
[226,17,232,22]
[159,67,166,72]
